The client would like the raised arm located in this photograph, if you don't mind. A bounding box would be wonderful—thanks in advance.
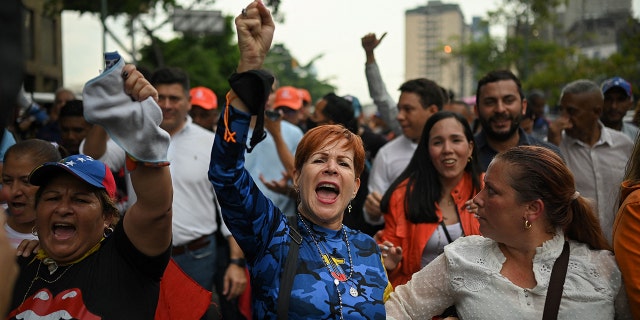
[228,0,275,110]
[260,115,296,196]
[119,64,172,257]
[83,59,172,257]
[361,32,401,137]
[208,0,277,260]
[80,125,127,172]
[362,32,386,65]
[81,126,109,159]
[264,115,295,178]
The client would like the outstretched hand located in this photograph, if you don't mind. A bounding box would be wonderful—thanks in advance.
[259,171,292,196]
[236,1,275,73]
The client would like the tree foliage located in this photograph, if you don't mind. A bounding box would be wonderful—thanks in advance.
[45,0,282,17]
[136,23,335,106]
[49,0,290,103]
[44,0,179,16]
[264,44,335,102]
[458,0,640,105]
[136,15,239,102]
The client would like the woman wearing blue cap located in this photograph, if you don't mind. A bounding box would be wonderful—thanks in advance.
[7,53,174,319]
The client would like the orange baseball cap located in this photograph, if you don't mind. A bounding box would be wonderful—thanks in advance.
[298,88,312,104]
[190,86,218,110]
[274,86,303,110]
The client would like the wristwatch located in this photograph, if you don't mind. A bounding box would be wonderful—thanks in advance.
[229,258,247,268]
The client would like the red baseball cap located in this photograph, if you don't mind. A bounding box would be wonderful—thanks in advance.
[274,86,303,110]
[190,86,218,110]
[298,88,312,104]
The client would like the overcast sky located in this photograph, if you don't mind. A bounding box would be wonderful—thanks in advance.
[62,0,640,105]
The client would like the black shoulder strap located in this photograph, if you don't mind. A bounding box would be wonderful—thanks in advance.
[277,215,302,320]
[542,241,570,320]
[439,221,454,243]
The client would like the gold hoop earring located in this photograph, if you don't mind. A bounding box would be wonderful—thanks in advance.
[31,226,38,236]
[468,156,472,163]
[524,219,532,230]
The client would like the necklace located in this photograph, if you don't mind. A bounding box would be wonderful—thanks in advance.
[21,238,104,308]
[21,260,74,308]
[298,213,357,320]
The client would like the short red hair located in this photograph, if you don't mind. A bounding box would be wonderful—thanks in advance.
[294,124,365,178]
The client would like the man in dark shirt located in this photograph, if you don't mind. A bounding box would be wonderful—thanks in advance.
[474,70,561,171]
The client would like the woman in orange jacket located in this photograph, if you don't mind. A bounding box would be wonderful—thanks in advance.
[613,130,640,319]
[379,111,482,288]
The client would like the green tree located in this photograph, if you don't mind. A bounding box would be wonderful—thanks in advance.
[45,0,175,16]
[136,26,334,105]
[136,15,239,99]
[460,0,567,82]
[264,44,335,102]
[45,0,282,17]
[47,0,318,100]
[459,0,640,105]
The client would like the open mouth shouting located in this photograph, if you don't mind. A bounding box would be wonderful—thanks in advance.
[52,222,77,241]
[316,182,340,204]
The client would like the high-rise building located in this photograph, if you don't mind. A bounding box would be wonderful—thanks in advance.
[555,0,632,58]
[562,0,632,32]
[405,1,474,99]
[22,0,64,94]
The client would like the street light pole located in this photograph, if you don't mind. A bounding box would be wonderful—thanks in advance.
[101,0,107,54]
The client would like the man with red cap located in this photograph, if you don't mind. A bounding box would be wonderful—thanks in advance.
[298,88,313,132]
[273,86,303,127]
[189,86,220,132]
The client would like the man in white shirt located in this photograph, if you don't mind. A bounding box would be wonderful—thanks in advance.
[551,79,633,243]
[361,33,444,225]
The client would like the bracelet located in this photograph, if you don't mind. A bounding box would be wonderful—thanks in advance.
[125,153,170,171]
[229,258,247,268]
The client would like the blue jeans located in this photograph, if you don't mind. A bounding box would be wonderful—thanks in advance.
[172,234,217,290]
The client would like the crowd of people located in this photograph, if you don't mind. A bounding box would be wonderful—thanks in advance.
[1,0,640,319]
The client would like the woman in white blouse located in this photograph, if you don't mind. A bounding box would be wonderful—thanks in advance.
[386,146,631,319]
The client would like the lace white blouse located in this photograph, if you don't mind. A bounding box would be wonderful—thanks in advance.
[386,232,631,319]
